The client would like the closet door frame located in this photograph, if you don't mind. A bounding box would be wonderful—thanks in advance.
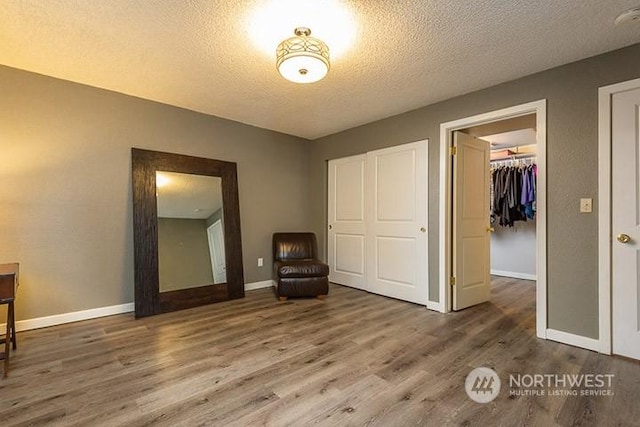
[438,100,548,340]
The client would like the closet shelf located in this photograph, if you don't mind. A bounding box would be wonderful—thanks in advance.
[490,144,536,161]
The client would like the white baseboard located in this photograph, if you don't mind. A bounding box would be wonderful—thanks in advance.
[491,270,537,281]
[0,302,134,333]
[546,328,600,352]
[0,281,275,333]
[245,280,275,291]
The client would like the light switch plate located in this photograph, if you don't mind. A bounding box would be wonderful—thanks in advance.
[258,257,263,267]
[580,198,592,213]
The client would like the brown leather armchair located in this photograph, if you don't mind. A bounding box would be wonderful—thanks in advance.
[272,233,329,301]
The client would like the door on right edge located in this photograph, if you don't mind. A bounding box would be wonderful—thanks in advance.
[612,87,640,360]
[452,131,491,311]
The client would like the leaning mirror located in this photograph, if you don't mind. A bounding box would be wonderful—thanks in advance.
[157,172,226,291]
[132,149,244,318]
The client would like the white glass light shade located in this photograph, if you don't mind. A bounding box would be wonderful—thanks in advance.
[276,28,330,84]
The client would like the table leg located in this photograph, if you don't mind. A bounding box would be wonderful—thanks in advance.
[3,305,10,378]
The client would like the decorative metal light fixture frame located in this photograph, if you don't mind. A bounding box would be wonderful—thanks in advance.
[276,27,330,83]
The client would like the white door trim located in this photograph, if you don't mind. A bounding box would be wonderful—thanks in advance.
[598,77,640,355]
[438,100,548,340]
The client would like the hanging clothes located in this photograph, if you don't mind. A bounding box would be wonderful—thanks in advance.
[490,161,537,227]
[521,164,536,219]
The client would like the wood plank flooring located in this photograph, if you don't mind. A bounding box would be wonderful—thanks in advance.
[1,278,639,426]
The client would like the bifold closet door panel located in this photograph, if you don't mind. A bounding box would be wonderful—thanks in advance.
[365,141,429,304]
[328,155,367,290]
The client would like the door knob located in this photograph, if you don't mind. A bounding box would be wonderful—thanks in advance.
[617,233,631,244]
[329,224,332,230]
[486,227,495,233]
[420,227,426,233]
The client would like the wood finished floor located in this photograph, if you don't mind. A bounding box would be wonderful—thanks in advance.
[1,278,639,426]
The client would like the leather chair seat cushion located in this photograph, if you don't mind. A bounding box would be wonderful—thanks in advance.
[275,260,329,278]
[277,276,329,297]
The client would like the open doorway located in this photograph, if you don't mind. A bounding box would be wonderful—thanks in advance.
[438,100,547,340]
[464,116,538,276]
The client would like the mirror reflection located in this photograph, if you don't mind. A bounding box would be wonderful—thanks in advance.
[156,171,226,292]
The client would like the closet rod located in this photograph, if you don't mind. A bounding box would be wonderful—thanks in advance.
[490,155,536,167]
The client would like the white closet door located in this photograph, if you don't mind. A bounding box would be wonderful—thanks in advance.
[452,131,491,310]
[207,220,227,284]
[328,155,367,289]
[612,87,640,360]
[365,141,428,304]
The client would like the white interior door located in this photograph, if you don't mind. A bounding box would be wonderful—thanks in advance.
[328,155,367,289]
[612,87,640,360]
[366,141,428,304]
[207,219,227,284]
[452,131,491,310]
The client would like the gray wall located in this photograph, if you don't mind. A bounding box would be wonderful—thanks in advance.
[0,65,311,320]
[310,43,640,339]
[491,220,536,278]
[158,218,213,292]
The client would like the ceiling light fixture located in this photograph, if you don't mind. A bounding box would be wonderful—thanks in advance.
[276,27,329,84]
[614,7,640,25]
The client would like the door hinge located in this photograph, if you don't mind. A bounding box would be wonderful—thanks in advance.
[450,276,456,286]
[450,146,457,155]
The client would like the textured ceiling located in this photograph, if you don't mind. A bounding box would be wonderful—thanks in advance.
[1,1,639,139]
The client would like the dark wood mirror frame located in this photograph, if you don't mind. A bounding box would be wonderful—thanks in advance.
[132,148,244,318]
